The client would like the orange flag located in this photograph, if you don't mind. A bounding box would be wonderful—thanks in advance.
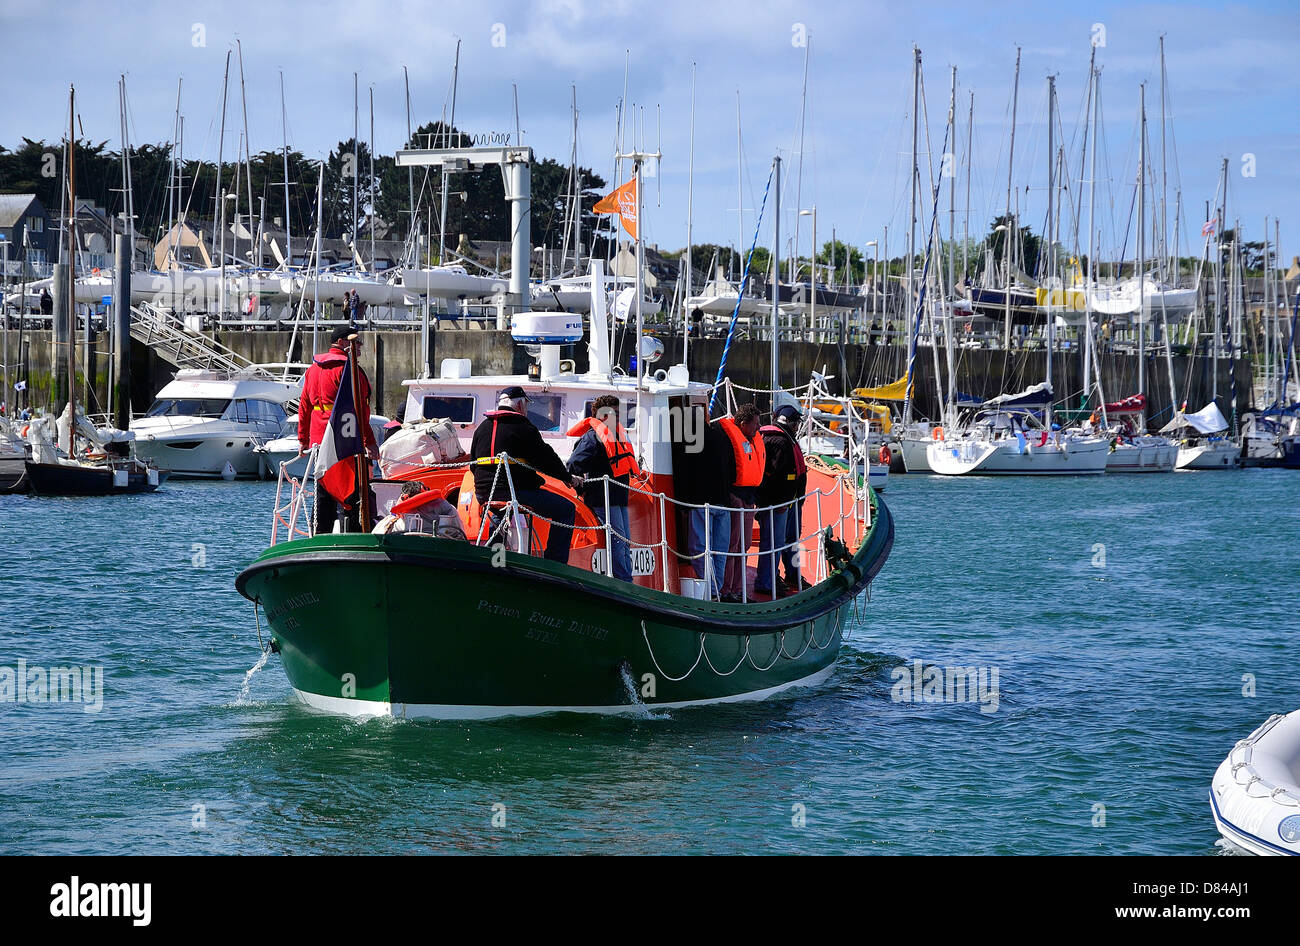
[593,177,638,240]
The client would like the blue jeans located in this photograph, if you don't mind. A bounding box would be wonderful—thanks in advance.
[513,487,576,563]
[755,505,790,593]
[783,502,802,583]
[688,505,730,597]
[594,503,632,582]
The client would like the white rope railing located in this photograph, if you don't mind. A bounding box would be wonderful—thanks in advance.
[270,445,872,603]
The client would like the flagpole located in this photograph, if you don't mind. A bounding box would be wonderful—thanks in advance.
[350,336,371,530]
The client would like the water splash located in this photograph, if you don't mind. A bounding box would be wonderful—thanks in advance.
[619,663,670,721]
[237,650,270,704]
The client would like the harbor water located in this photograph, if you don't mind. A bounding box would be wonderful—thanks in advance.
[1,470,1296,854]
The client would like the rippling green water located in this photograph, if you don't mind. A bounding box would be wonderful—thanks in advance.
[1,469,1295,854]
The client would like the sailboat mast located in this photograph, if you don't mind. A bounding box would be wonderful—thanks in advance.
[907,46,919,359]
[352,72,359,254]
[1138,83,1147,411]
[1045,74,1056,430]
[217,50,230,318]
[771,156,782,393]
[369,85,376,270]
[237,40,255,268]
[1004,46,1021,349]
[964,90,973,280]
[1086,62,1107,426]
[945,66,957,422]
[404,65,414,258]
[685,63,696,367]
[280,71,292,267]
[66,86,77,448]
[735,91,743,281]
[1159,36,1169,280]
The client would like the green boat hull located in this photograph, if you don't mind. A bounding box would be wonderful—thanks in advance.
[236,495,893,719]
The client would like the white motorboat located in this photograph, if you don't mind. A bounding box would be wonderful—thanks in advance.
[1210,710,1300,856]
[257,413,390,479]
[132,368,303,478]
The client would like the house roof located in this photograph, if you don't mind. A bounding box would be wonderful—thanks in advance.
[0,193,42,229]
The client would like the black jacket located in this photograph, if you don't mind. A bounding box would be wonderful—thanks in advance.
[471,410,569,501]
[757,426,804,506]
[567,429,631,508]
[673,416,735,507]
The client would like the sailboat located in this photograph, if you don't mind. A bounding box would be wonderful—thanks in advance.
[1163,402,1241,469]
[24,86,164,497]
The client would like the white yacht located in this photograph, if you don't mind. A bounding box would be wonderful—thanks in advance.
[926,383,1111,476]
[132,368,302,478]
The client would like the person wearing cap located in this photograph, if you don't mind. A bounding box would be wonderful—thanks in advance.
[755,404,808,597]
[299,323,378,533]
[470,386,578,563]
[566,394,639,582]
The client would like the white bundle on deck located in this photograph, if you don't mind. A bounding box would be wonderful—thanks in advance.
[379,419,467,479]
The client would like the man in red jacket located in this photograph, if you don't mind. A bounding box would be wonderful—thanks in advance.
[299,323,379,533]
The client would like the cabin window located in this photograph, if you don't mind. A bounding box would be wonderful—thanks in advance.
[27,217,43,233]
[526,395,564,432]
[248,400,287,424]
[145,398,230,418]
[582,398,637,428]
[225,400,251,424]
[421,394,476,423]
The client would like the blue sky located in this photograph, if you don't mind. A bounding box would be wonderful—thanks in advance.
[2,0,1296,267]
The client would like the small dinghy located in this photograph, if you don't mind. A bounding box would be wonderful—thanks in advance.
[1210,710,1300,856]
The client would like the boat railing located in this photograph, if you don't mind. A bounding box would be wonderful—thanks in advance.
[484,447,869,602]
[269,442,870,602]
[271,447,318,545]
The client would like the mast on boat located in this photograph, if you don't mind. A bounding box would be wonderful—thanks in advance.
[66,85,78,456]
[1003,46,1021,349]
[1138,83,1147,424]
[902,46,920,427]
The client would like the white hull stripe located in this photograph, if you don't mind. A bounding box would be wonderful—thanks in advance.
[291,665,836,721]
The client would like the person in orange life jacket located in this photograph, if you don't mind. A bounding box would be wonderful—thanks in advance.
[298,323,378,534]
[566,394,639,582]
[470,386,578,563]
[755,404,810,597]
[718,403,765,602]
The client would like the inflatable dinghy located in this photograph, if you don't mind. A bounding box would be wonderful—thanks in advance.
[1210,710,1300,856]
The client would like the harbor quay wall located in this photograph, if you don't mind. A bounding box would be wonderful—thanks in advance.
[11,327,1253,428]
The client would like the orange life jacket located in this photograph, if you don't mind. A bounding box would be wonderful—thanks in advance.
[719,416,765,487]
[566,416,640,478]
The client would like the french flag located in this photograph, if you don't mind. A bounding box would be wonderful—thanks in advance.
[314,348,363,503]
